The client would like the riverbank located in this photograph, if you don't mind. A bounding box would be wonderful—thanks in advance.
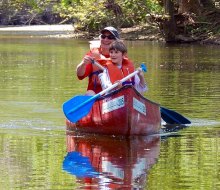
[0,24,162,40]
[0,24,219,45]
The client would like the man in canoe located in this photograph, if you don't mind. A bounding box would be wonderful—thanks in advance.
[105,40,148,94]
[76,26,133,95]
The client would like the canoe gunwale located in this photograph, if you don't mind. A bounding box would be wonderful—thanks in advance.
[99,84,160,107]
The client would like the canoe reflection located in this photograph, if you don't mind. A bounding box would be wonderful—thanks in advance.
[63,133,160,189]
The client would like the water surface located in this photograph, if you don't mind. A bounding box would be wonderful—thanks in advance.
[0,36,219,189]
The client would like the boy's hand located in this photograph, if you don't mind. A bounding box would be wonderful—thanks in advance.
[137,67,144,78]
[113,80,122,89]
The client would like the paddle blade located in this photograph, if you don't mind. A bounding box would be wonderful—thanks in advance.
[63,95,96,123]
[140,63,147,72]
[62,151,98,178]
[160,107,191,124]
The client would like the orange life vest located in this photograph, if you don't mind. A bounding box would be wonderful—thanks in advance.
[105,58,135,85]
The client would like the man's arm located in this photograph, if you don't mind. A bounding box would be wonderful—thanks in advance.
[76,55,92,77]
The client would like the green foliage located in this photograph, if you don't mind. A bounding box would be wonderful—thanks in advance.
[53,0,112,31]
[0,0,57,24]
[53,0,163,31]
[121,0,163,26]
[0,0,162,30]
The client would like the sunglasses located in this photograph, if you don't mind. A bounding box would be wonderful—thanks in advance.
[100,34,116,40]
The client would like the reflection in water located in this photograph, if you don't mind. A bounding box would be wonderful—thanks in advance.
[63,132,160,189]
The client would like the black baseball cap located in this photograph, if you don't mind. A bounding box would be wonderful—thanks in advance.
[101,26,120,39]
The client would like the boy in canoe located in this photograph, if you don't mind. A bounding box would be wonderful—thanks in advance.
[104,40,147,94]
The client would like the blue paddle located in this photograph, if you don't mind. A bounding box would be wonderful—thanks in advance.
[160,107,191,124]
[63,64,147,123]
[62,151,99,178]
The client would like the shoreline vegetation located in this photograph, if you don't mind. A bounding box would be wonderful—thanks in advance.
[1,1,219,45]
[0,24,219,45]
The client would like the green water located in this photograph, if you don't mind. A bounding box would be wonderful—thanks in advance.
[0,36,219,189]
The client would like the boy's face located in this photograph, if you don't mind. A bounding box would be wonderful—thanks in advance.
[109,49,124,65]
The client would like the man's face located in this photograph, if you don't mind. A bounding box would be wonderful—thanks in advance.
[100,31,116,50]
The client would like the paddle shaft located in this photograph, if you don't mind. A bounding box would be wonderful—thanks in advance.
[92,59,105,71]
[67,69,140,115]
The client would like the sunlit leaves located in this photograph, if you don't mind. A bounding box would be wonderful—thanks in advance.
[0,0,163,30]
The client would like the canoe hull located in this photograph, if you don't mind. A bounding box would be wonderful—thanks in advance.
[66,85,161,136]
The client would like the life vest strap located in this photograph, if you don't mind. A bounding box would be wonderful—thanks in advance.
[122,81,135,86]
[89,70,102,91]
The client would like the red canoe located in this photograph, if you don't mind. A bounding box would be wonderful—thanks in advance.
[66,85,161,136]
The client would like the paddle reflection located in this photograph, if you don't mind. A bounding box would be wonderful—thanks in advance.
[63,133,160,189]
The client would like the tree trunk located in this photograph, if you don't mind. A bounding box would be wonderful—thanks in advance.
[162,0,177,42]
